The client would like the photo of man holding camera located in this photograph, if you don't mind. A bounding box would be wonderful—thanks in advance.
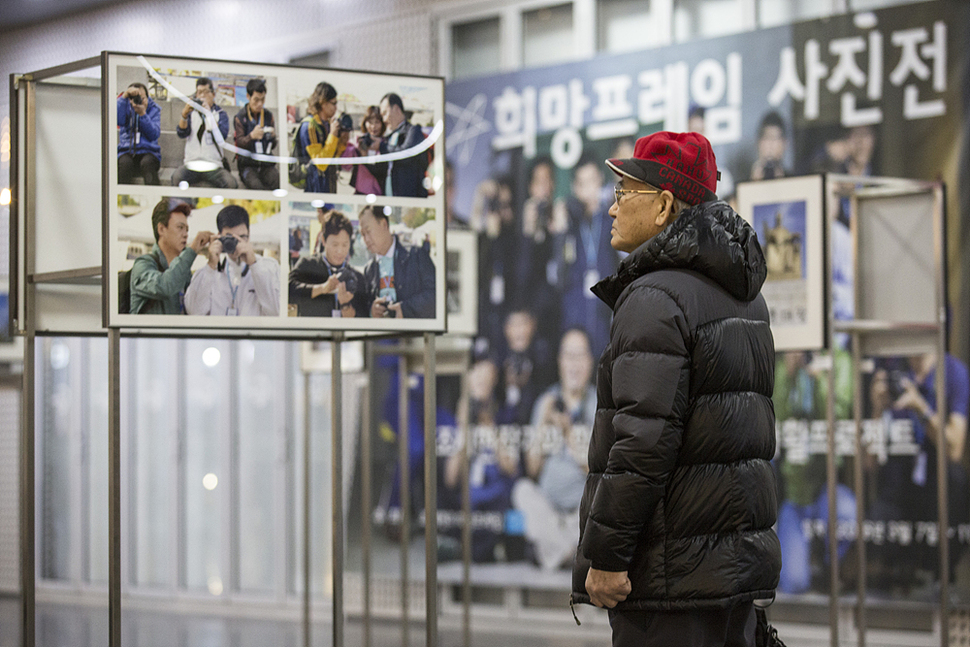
[172,76,238,189]
[117,82,162,185]
[184,204,280,316]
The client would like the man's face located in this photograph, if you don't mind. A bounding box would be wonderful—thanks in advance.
[608,177,664,253]
[359,210,392,255]
[196,83,215,108]
[324,229,351,267]
[530,163,554,202]
[559,330,593,393]
[219,223,250,262]
[380,98,402,130]
[159,211,189,252]
[248,91,266,114]
[758,125,785,162]
[572,163,603,215]
[504,311,535,352]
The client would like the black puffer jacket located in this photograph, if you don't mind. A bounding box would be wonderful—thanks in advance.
[571,200,780,611]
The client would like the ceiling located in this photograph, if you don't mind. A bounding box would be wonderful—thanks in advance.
[0,0,128,32]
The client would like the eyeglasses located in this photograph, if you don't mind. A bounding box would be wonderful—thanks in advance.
[614,185,660,203]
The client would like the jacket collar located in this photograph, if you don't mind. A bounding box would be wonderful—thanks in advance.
[591,201,767,309]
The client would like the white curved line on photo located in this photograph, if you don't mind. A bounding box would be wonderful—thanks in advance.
[136,55,442,166]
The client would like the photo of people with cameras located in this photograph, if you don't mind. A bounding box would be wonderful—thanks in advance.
[286,202,436,318]
[115,66,281,189]
[116,195,282,315]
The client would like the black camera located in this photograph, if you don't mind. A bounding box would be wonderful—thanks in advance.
[886,369,909,400]
[130,93,144,106]
[218,235,238,255]
[338,113,354,132]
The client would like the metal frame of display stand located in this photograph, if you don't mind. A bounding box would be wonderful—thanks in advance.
[13,59,443,647]
[821,175,949,647]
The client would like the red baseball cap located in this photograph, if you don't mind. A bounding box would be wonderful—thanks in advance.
[606,131,719,205]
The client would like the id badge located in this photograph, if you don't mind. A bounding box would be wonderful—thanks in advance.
[490,275,505,305]
[135,131,141,145]
[584,269,599,295]
[204,131,214,146]
[332,309,342,318]
[226,307,239,316]
[255,141,264,155]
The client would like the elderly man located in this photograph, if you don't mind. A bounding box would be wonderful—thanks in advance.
[570,131,780,646]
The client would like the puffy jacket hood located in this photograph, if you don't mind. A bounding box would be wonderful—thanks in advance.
[591,200,766,309]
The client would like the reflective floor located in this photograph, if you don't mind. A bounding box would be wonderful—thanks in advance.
[0,595,609,647]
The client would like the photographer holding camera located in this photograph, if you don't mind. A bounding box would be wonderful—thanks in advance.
[296,82,352,194]
[184,205,280,316]
[289,210,366,317]
[171,77,238,189]
[117,82,162,185]
[867,352,970,592]
[234,78,279,190]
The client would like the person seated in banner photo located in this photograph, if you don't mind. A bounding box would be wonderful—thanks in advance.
[288,210,366,317]
[184,205,280,316]
[867,352,970,594]
[359,205,435,319]
[233,78,279,191]
[379,92,429,198]
[129,199,213,315]
[171,77,238,189]
[116,82,162,185]
[442,357,522,563]
[512,327,595,571]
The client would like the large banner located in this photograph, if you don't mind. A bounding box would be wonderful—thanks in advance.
[363,0,970,597]
[105,53,446,333]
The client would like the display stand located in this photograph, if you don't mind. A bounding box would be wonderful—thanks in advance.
[739,173,952,647]
[12,54,446,647]
[826,175,949,647]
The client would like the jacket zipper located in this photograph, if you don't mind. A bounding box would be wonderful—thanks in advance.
[569,595,581,625]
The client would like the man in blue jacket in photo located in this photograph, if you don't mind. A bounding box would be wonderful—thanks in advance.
[359,205,435,319]
[117,82,161,185]
[379,92,430,198]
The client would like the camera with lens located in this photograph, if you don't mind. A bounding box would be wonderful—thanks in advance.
[218,234,238,255]
[886,369,910,400]
[337,113,354,133]
[130,93,144,106]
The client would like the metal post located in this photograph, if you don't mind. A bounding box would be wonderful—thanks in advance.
[108,329,122,647]
[332,332,345,647]
[19,76,36,647]
[851,332,867,647]
[303,371,312,647]
[934,186,949,647]
[460,374,472,647]
[399,350,411,647]
[826,350,839,647]
[424,333,438,647]
[362,341,373,647]
[826,180,839,647]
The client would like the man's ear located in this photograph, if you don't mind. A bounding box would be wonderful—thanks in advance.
[654,191,675,226]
